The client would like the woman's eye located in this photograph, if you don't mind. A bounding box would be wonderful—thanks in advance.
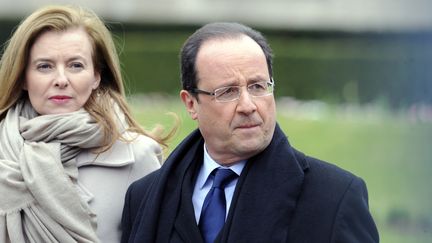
[70,62,84,69]
[36,63,52,71]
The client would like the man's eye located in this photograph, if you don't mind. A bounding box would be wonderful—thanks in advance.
[218,87,238,97]
[249,82,266,91]
[224,87,237,94]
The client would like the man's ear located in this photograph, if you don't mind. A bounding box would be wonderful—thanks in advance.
[180,90,198,120]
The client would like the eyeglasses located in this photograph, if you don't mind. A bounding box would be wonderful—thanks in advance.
[192,79,275,102]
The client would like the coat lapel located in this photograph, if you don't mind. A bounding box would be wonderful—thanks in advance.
[173,157,204,243]
[164,131,204,242]
[131,130,204,243]
[219,125,307,242]
[76,135,135,167]
[131,125,307,243]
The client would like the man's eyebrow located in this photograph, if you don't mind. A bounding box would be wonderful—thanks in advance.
[248,75,269,83]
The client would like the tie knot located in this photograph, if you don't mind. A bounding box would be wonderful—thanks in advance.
[212,168,238,189]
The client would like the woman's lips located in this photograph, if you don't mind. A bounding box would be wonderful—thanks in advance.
[49,95,72,104]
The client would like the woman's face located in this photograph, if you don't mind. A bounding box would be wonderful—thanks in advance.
[24,27,100,115]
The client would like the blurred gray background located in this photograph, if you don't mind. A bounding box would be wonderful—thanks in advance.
[1,0,432,31]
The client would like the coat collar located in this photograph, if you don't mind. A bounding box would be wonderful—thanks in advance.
[74,134,137,205]
[76,134,136,167]
[130,124,309,243]
[172,124,308,242]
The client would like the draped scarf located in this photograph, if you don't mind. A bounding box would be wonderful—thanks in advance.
[0,100,105,243]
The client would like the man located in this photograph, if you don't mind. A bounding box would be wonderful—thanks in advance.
[121,22,379,243]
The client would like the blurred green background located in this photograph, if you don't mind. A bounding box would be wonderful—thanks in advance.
[116,25,432,109]
[1,19,431,109]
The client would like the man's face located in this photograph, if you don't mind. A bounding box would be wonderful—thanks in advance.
[180,35,276,166]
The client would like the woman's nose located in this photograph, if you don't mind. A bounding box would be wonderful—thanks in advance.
[54,68,69,88]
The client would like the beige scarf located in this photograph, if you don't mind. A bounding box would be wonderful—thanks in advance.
[0,100,104,243]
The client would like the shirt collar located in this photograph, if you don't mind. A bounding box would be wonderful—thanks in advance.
[196,143,247,189]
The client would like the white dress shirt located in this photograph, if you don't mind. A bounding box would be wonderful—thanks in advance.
[192,144,246,223]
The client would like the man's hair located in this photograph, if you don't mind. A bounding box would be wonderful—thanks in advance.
[180,22,273,93]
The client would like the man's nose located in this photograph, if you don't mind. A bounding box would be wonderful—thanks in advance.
[236,87,257,114]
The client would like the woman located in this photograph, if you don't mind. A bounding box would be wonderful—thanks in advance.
[0,5,172,243]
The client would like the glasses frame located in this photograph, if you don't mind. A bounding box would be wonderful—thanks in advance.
[192,78,275,103]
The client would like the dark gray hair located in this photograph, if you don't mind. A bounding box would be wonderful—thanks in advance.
[180,22,273,94]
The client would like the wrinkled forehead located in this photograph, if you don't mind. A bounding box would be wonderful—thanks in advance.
[195,36,269,86]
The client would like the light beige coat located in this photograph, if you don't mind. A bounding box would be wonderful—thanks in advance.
[76,133,162,243]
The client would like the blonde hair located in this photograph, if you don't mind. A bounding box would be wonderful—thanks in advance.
[0,5,174,151]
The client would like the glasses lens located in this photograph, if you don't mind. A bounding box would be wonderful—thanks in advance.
[248,81,273,97]
[215,86,240,102]
[212,80,274,102]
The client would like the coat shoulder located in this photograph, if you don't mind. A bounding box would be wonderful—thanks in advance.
[125,133,162,183]
[127,132,163,164]
[289,153,379,242]
[299,154,365,210]
[304,155,358,188]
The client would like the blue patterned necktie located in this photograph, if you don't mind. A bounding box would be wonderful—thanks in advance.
[199,168,238,243]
